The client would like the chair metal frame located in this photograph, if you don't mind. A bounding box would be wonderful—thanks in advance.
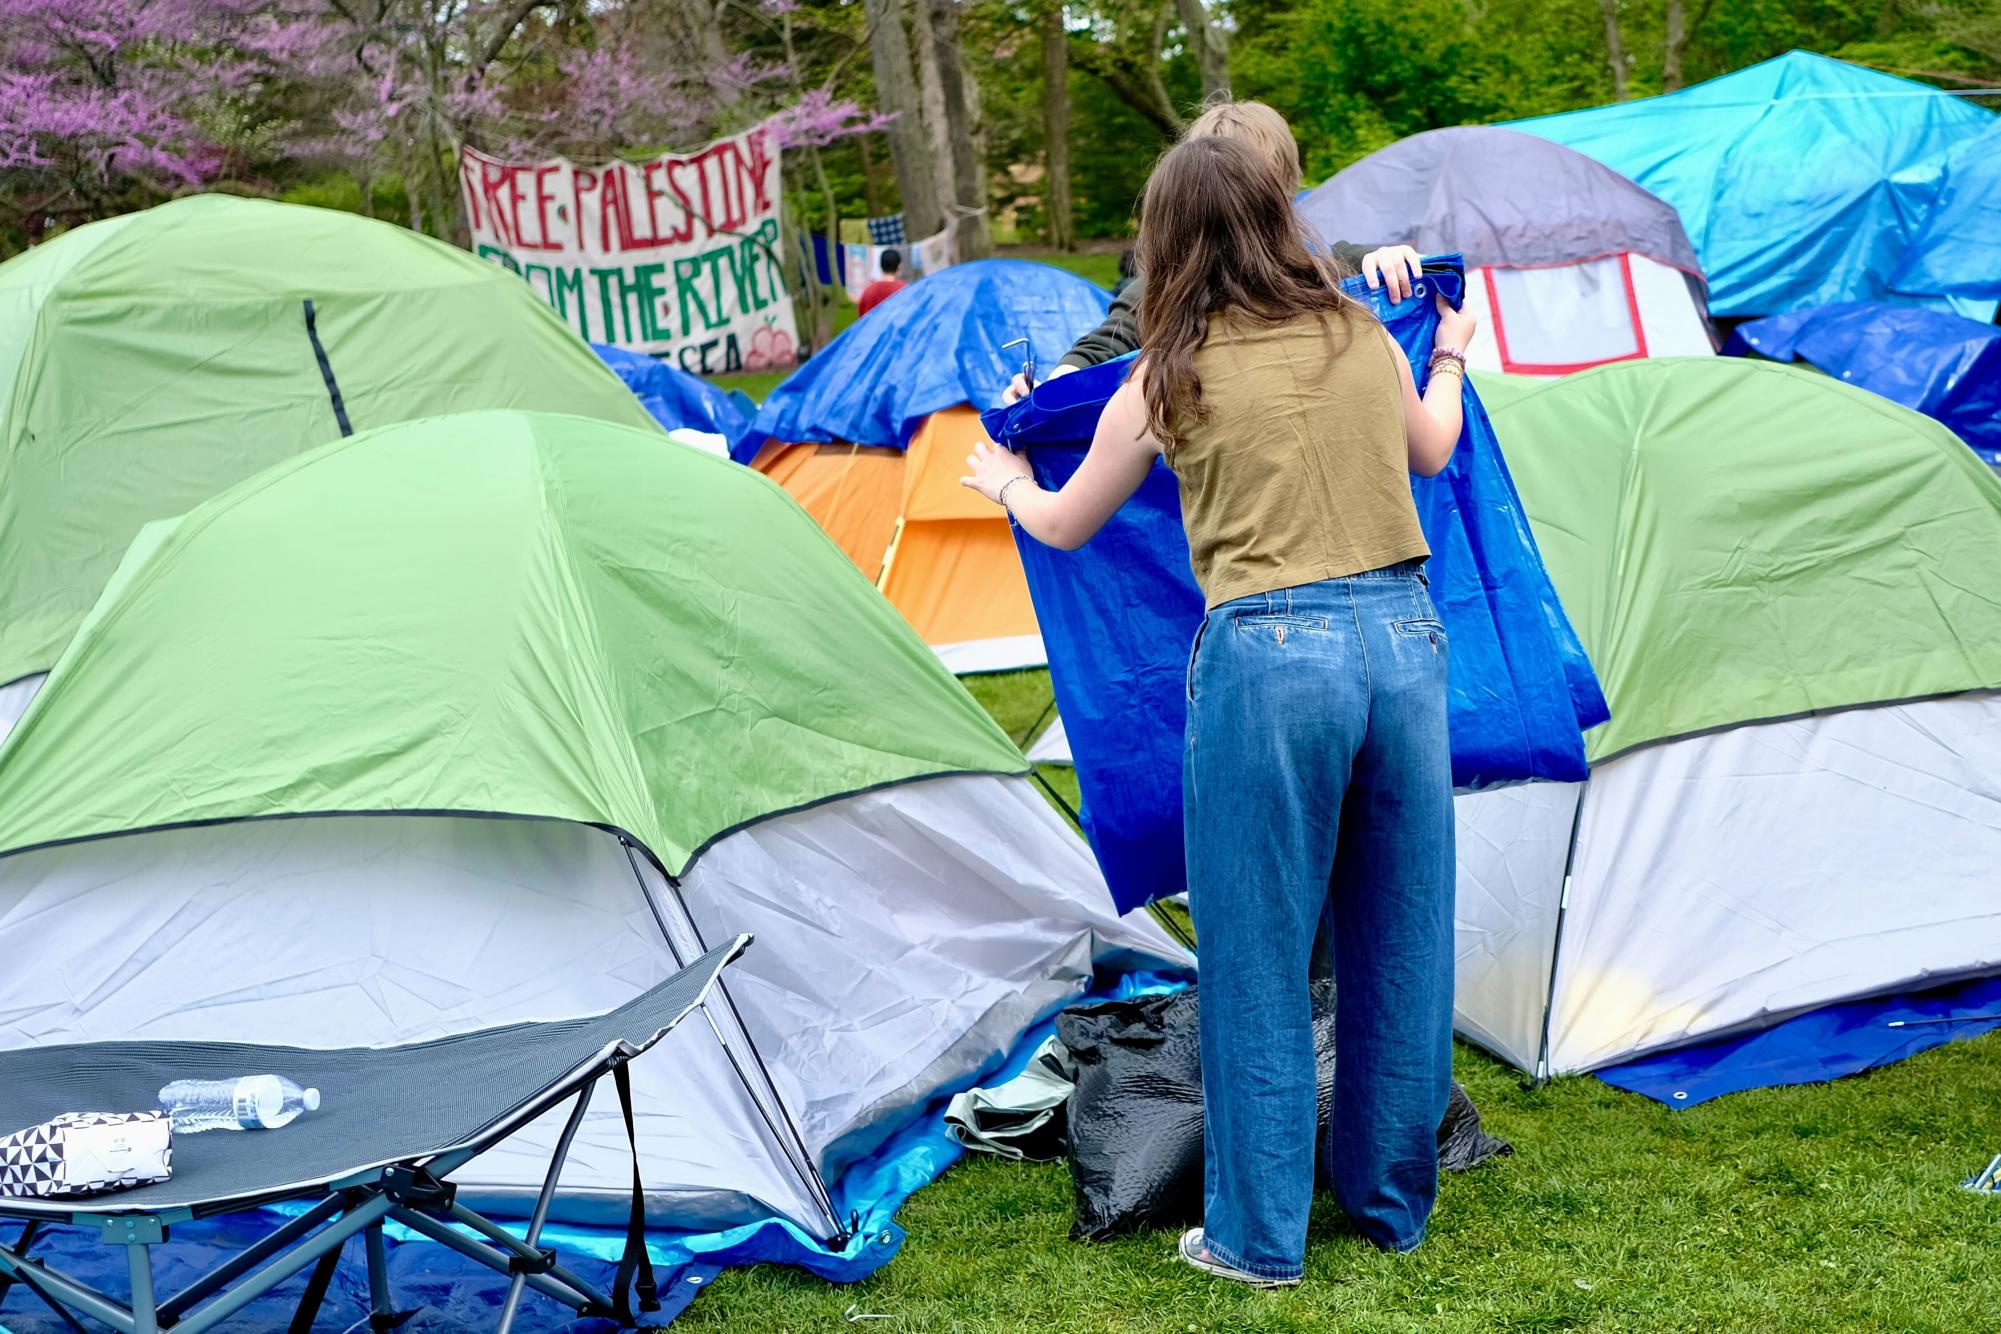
[0,938,751,1334]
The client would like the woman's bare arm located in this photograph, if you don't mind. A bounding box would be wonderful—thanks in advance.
[1395,294,1478,477]
[963,366,1162,550]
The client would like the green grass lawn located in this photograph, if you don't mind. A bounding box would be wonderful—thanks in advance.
[677,669,2001,1332]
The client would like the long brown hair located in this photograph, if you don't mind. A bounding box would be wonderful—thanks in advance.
[1134,134,1362,449]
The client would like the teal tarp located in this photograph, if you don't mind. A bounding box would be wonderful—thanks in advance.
[1512,51,1996,317]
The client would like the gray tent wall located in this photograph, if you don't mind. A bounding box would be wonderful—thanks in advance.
[0,773,1186,1234]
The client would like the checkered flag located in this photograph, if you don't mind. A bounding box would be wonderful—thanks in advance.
[0,1110,173,1199]
[867,214,907,246]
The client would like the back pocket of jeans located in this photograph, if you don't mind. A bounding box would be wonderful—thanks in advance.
[1392,617,1447,653]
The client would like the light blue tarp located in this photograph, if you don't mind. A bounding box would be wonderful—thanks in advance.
[1726,302,2001,459]
[1891,119,2001,314]
[1512,51,1996,317]
[591,342,756,452]
[982,258,1608,911]
[742,260,1110,461]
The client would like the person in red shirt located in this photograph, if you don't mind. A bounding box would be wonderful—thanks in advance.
[856,249,907,317]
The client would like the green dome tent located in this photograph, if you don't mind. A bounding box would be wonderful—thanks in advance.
[0,195,659,732]
[0,409,1180,1244]
[1455,358,2001,1077]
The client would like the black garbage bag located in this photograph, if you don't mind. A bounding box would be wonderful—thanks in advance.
[1057,981,1511,1241]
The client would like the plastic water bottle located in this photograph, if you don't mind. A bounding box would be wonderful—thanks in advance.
[157,1075,321,1133]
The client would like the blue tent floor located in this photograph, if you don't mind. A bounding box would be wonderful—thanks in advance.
[1596,972,2001,1107]
[0,1221,717,1333]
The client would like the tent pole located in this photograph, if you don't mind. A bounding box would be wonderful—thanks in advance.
[1015,690,1059,751]
[619,839,847,1241]
[875,516,908,594]
[1531,780,1593,1085]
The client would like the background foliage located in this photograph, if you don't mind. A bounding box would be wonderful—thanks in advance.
[4,0,1996,256]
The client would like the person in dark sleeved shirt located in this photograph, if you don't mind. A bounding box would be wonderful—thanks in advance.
[1004,101,1423,405]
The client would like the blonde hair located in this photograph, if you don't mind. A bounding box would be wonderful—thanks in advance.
[1182,100,1302,194]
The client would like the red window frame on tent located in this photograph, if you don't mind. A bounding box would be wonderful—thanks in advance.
[1483,252,1651,376]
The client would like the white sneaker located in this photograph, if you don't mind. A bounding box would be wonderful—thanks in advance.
[1175,1228,1302,1289]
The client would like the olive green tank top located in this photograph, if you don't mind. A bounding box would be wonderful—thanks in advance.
[1166,310,1428,609]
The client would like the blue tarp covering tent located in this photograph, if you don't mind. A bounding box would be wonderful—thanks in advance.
[742,259,1111,461]
[1726,303,2001,461]
[982,258,1608,912]
[591,343,756,452]
[1891,118,2001,315]
[1512,51,1996,317]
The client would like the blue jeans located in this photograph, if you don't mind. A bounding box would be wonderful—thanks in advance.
[1185,563,1455,1279]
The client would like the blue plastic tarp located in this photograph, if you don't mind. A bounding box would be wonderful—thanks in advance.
[743,260,1110,461]
[0,1222,719,1333]
[1726,302,2001,456]
[1512,51,1997,317]
[983,258,1608,911]
[1892,119,2001,313]
[591,343,756,452]
[1597,973,2001,1108]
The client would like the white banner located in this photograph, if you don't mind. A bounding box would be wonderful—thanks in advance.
[460,127,799,374]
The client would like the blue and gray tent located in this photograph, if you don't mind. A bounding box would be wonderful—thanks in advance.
[1298,126,1713,374]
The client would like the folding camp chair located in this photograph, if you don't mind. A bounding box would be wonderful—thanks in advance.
[0,935,750,1334]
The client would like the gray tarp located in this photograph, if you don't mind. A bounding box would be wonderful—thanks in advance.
[1298,125,1702,275]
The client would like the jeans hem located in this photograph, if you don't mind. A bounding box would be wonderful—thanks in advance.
[1199,1232,1305,1283]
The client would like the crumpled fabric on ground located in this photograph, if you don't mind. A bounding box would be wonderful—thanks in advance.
[943,1036,1077,1162]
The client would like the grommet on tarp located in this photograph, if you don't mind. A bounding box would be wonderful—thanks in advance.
[1672,1091,1688,1100]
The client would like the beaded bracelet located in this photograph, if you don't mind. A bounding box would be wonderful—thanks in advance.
[1428,346,1468,375]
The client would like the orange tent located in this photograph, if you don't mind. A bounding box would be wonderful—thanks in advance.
[739,259,1115,674]
[750,408,1042,673]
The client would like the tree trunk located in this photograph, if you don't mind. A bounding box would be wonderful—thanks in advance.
[858,133,886,220]
[1663,0,1716,92]
[929,0,991,260]
[863,0,944,237]
[1175,0,1229,101]
[675,0,738,103]
[1040,0,1074,251]
[1663,0,1686,91]
[1598,0,1629,101]
[913,0,957,217]
[809,146,841,348]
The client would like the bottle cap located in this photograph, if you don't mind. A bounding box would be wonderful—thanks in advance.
[303,1088,321,1112]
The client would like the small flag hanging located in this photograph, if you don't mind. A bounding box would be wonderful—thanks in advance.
[866,214,907,246]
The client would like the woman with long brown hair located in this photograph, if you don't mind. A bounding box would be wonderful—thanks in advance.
[963,131,1476,1286]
